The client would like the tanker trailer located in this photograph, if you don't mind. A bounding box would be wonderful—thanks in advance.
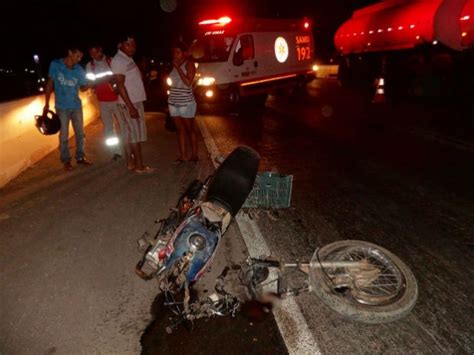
[334,0,473,100]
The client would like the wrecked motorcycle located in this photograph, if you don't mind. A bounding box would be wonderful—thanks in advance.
[135,146,260,322]
[135,145,418,327]
[240,239,418,324]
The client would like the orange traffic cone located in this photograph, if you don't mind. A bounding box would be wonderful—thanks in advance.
[372,77,386,103]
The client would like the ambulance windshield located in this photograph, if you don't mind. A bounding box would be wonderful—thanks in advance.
[191,35,235,62]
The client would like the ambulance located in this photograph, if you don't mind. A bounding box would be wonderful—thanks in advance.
[188,16,318,104]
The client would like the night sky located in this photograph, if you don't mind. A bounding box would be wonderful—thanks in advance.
[0,0,378,69]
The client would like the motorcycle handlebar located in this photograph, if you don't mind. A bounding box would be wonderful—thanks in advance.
[250,258,281,268]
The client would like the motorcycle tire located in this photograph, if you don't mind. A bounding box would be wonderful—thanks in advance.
[309,240,418,324]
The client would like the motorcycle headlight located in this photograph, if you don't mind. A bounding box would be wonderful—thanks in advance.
[197,77,216,86]
[189,234,206,251]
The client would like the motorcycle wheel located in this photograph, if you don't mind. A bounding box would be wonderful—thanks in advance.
[309,240,418,324]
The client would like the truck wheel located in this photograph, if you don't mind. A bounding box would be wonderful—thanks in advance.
[337,59,352,88]
[229,87,241,105]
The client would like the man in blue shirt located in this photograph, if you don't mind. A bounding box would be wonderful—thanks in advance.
[43,46,92,171]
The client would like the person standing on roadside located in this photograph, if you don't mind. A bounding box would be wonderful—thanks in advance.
[86,43,122,161]
[111,34,154,174]
[43,45,92,171]
[168,41,198,164]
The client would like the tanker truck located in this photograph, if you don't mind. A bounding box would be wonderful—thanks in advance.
[334,0,473,100]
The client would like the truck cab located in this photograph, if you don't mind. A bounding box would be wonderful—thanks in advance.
[186,16,317,105]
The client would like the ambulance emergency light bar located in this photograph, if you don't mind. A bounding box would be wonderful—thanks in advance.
[198,16,232,25]
[199,16,311,31]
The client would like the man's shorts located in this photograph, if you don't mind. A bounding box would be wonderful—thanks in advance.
[168,102,197,118]
[117,102,147,143]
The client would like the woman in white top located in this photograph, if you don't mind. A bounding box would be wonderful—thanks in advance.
[168,41,198,163]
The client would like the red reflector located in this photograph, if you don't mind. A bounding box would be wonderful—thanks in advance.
[159,249,166,260]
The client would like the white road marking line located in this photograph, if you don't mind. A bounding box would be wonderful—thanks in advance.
[197,117,321,355]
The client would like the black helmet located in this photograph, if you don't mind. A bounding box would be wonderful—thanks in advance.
[35,110,61,135]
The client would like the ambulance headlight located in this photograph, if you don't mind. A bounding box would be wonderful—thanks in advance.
[312,64,319,72]
[166,77,172,86]
[197,77,216,86]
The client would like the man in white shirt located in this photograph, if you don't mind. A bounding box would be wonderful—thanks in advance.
[112,34,154,174]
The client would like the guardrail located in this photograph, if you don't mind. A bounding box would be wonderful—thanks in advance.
[0,92,99,188]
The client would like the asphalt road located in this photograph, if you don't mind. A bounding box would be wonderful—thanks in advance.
[199,79,474,354]
[1,78,473,354]
[0,112,286,354]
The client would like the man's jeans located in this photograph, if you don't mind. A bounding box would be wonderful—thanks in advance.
[57,108,85,163]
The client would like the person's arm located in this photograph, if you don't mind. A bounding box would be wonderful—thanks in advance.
[115,74,139,118]
[85,62,94,81]
[85,62,115,87]
[44,61,55,113]
[80,65,112,91]
[78,66,90,92]
[174,58,196,87]
[43,78,54,113]
[87,75,116,87]
[111,57,139,118]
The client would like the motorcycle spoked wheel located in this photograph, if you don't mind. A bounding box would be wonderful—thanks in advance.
[309,240,418,324]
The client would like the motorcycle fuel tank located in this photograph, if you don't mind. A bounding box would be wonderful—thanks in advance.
[164,213,221,283]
